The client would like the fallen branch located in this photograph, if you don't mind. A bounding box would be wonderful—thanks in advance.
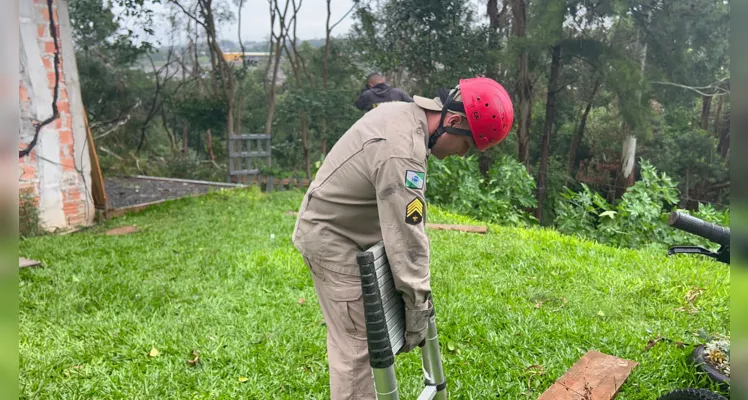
[98,145,123,161]
[94,114,132,140]
[651,78,730,97]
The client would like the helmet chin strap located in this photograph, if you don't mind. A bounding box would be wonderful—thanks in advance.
[428,87,472,149]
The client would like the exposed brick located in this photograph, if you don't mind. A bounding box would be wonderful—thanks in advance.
[42,56,53,70]
[19,81,29,103]
[58,129,73,145]
[43,40,55,54]
[20,164,37,181]
[54,113,71,130]
[39,7,50,21]
[59,87,67,101]
[63,205,80,217]
[60,113,71,130]
[37,23,46,38]
[47,71,61,88]
[60,154,76,172]
[64,188,81,201]
[57,101,70,114]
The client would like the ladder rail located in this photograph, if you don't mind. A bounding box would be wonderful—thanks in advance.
[356,241,447,399]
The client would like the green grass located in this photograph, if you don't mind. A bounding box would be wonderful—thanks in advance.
[19,188,730,399]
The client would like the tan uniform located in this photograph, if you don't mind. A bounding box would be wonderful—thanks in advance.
[293,101,432,399]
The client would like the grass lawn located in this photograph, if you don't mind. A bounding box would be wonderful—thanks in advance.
[19,187,730,399]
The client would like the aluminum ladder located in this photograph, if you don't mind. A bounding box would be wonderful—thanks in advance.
[356,241,447,400]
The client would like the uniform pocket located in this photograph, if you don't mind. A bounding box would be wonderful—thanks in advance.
[323,283,365,338]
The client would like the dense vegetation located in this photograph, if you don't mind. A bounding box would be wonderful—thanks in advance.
[69,0,730,247]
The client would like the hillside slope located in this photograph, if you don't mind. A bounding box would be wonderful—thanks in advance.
[19,188,729,399]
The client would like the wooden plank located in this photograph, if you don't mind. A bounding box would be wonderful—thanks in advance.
[82,106,108,210]
[427,223,488,234]
[19,258,41,269]
[106,225,139,235]
[129,175,245,188]
[537,351,638,400]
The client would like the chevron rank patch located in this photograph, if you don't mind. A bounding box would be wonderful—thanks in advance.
[405,197,424,225]
[405,170,425,190]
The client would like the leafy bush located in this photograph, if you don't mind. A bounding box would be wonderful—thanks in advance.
[554,159,729,250]
[426,155,537,226]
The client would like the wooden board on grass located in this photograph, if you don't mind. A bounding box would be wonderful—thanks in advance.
[19,258,41,269]
[537,351,638,400]
[426,223,488,234]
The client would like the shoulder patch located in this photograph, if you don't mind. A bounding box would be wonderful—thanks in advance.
[405,170,425,190]
[405,197,424,225]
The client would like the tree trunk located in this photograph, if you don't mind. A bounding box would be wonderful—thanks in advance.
[321,0,331,159]
[181,123,189,154]
[265,38,284,135]
[301,113,311,179]
[615,13,649,198]
[535,44,562,224]
[480,0,508,177]
[567,79,600,177]
[162,106,177,153]
[717,129,729,159]
[700,95,712,130]
[510,0,532,170]
[206,128,215,161]
[712,95,723,136]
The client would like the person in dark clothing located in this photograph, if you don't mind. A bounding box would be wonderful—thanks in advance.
[354,72,413,112]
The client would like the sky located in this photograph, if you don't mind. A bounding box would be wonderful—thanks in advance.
[123,0,360,46]
[119,0,488,47]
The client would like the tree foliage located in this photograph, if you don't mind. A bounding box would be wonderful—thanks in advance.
[68,0,730,247]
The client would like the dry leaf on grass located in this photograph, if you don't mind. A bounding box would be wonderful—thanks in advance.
[643,336,686,352]
[148,347,160,357]
[63,364,84,377]
[523,364,546,390]
[238,376,249,383]
[298,297,305,305]
[676,287,705,314]
[187,350,200,366]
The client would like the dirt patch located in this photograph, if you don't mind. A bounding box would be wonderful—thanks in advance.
[104,176,231,209]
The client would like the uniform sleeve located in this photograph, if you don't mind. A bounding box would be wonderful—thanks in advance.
[373,156,431,311]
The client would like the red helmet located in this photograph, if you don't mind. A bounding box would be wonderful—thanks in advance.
[419,77,514,152]
[459,77,514,151]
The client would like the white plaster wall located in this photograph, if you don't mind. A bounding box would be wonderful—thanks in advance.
[19,0,66,229]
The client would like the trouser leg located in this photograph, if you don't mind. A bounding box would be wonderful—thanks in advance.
[304,257,376,400]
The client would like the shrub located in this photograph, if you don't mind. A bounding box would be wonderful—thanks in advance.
[554,159,729,250]
[426,155,537,226]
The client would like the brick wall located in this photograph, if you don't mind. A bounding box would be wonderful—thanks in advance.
[19,0,93,231]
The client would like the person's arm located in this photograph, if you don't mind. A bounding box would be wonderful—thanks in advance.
[355,85,371,110]
[373,156,431,311]
[398,89,414,103]
[355,93,369,110]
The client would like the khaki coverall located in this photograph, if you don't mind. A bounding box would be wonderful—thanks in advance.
[292,101,432,399]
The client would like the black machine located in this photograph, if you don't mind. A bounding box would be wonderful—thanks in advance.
[667,211,730,265]
[658,211,730,400]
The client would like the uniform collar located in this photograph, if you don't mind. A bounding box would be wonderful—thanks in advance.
[411,103,431,155]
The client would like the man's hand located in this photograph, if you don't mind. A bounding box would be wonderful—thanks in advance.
[397,300,433,354]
